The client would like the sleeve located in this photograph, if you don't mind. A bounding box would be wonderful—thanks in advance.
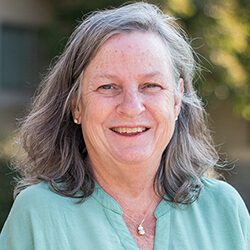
[0,186,49,250]
[0,194,35,249]
[202,178,250,250]
[217,180,250,250]
[235,189,250,250]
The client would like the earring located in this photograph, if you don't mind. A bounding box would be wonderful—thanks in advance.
[74,118,79,124]
[175,116,178,121]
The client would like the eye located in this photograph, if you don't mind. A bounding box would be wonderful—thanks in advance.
[98,84,115,90]
[141,83,163,93]
[96,84,120,95]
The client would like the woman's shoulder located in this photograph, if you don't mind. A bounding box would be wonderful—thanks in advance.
[17,182,53,198]
[16,182,56,200]
[13,182,74,212]
[201,177,240,195]
[200,177,248,212]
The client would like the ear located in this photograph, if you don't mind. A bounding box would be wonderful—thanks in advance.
[71,96,82,124]
[174,78,184,118]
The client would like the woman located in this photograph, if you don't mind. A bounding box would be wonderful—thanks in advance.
[0,2,249,250]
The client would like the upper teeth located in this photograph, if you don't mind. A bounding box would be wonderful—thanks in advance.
[112,127,146,133]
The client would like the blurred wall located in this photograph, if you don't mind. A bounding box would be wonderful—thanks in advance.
[0,0,52,26]
[0,0,54,229]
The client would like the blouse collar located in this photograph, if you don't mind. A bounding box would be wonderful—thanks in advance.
[92,182,172,218]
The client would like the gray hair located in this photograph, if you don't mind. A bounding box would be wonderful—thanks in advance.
[14,2,219,203]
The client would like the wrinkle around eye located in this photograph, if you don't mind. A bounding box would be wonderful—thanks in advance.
[96,84,121,96]
[140,83,164,93]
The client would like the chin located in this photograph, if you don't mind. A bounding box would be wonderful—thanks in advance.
[111,149,154,165]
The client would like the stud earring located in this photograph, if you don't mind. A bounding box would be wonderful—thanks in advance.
[175,116,178,121]
[74,118,79,124]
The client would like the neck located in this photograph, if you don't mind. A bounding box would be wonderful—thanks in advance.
[90,156,160,200]
[89,156,160,245]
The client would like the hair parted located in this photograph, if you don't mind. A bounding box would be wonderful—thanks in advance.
[14,2,220,203]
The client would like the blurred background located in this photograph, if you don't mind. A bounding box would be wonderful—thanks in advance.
[0,0,249,230]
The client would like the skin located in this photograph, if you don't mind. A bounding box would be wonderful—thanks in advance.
[73,31,183,203]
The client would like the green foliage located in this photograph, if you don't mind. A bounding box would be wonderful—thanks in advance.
[164,0,250,120]
[46,0,249,120]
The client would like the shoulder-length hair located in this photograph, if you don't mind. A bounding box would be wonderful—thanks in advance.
[14,2,220,203]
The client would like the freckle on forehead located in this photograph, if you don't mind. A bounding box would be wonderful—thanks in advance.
[84,32,175,83]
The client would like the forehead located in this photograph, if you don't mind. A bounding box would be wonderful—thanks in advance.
[84,31,174,81]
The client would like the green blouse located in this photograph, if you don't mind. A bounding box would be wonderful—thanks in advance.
[0,178,249,250]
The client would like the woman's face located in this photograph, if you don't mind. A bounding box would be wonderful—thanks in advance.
[74,32,183,166]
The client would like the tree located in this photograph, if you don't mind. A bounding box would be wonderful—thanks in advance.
[47,0,250,120]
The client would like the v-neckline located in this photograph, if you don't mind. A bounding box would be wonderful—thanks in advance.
[92,183,172,250]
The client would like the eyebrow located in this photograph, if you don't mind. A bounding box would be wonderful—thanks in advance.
[92,73,119,80]
[139,71,164,78]
[93,71,165,80]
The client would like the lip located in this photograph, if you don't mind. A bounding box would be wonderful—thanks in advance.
[109,126,150,136]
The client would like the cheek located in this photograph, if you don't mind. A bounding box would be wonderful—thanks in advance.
[81,96,114,132]
[82,95,101,119]
[80,102,105,149]
[148,96,176,142]
[80,97,98,137]
[147,94,176,120]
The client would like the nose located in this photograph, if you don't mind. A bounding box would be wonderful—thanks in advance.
[116,89,145,118]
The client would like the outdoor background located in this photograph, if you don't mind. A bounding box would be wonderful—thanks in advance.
[0,0,249,230]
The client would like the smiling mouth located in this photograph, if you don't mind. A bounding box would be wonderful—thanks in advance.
[110,127,149,136]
